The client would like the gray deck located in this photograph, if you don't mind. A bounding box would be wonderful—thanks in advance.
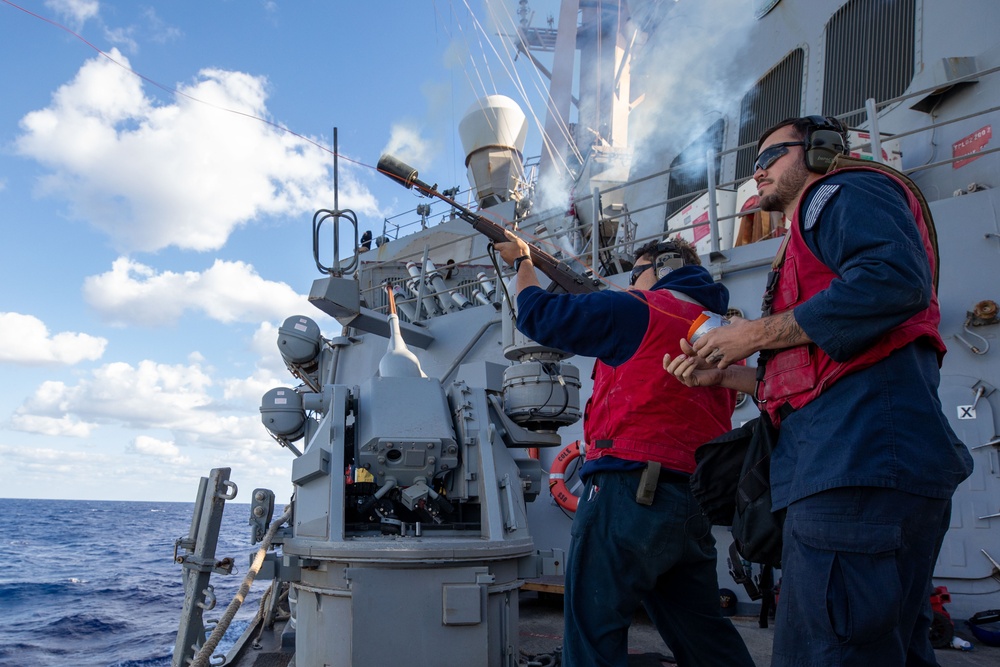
[222,586,999,666]
[517,594,999,666]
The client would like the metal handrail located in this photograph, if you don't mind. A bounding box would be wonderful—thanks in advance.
[352,63,998,296]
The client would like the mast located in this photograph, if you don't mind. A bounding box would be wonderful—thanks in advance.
[528,0,634,185]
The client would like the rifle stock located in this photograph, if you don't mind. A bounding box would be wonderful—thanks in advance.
[378,154,600,295]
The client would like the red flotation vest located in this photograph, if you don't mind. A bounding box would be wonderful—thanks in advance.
[760,165,945,425]
[584,290,737,474]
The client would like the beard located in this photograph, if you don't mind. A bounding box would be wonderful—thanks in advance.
[760,159,810,212]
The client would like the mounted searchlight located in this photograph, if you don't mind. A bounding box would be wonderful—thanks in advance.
[277,316,323,367]
[260,387,306,442]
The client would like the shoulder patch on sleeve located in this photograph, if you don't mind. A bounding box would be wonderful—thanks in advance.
[804,183,841,231]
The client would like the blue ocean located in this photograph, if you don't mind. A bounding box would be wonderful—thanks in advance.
[1,498,265,667]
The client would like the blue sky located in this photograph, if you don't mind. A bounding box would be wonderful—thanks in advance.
[0,0,563,501]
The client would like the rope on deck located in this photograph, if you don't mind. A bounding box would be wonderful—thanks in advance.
[191,505,293,667]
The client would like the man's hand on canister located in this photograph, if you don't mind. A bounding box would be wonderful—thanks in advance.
[664,338,758,395]
[691,310,812,369]
[688,315,760,369]
[663,339,726,388]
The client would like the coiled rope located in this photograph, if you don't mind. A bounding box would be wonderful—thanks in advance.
[190,505,293,667]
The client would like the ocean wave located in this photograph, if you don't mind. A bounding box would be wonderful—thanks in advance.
[0,642,54,667]
[37,613,130,638]
[2,498,260,666]
[111,655,172,667]
[0,580,77,601]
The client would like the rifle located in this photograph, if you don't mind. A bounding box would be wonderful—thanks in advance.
[378,154,600,295]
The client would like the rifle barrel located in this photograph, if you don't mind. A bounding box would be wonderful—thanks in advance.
[378,154,600,295]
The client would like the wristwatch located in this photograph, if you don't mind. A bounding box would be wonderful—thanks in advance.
[512,254,531,272]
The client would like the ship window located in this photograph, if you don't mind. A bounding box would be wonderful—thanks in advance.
[823,0,916,126]
[665,119,725,221]
[736,48,805,182]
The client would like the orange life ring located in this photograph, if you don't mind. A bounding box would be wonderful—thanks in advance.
[549,440,585,512]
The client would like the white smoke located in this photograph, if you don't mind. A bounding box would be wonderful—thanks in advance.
[626,0,757,172]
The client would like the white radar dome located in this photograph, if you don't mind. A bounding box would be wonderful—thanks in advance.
[458,95,529,208]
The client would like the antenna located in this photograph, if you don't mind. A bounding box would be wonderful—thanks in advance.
[312,127,360,277]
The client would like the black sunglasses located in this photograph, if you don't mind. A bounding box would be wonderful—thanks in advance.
[754,141,805,172]
[630,263,654,286]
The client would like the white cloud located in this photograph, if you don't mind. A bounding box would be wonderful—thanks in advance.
[14,360,211,431]
[82,257,312,327]
[221,322,289,403]
[45,0,99,26]
[8,413,97,437]
[15,48,380,253]
[0,321,311,499]
[1,442,99,463]
[0,441,293,502]
[130,434,190,465]
[132,434,179,457]
[10,357,280,450]
[0,312,107,365]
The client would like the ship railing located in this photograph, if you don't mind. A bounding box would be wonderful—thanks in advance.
[377,161,540,244]
[586,61,1000,261]
[379,184,483,242]
[356,177,758,318]
[354,63,999,309]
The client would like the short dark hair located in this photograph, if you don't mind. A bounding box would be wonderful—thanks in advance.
[633,237,700,266]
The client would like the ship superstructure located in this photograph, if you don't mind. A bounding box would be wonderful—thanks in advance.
[173,1,1000,664]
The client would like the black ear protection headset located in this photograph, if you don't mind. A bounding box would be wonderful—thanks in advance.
[802,115,850,173]
[651,241,686,278]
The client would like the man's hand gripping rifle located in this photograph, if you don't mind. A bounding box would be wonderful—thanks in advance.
[378,154,601,295]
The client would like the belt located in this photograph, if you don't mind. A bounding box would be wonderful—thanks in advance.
[633,466,691,484]
[630,463,690,485]
[593,440,692,484]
